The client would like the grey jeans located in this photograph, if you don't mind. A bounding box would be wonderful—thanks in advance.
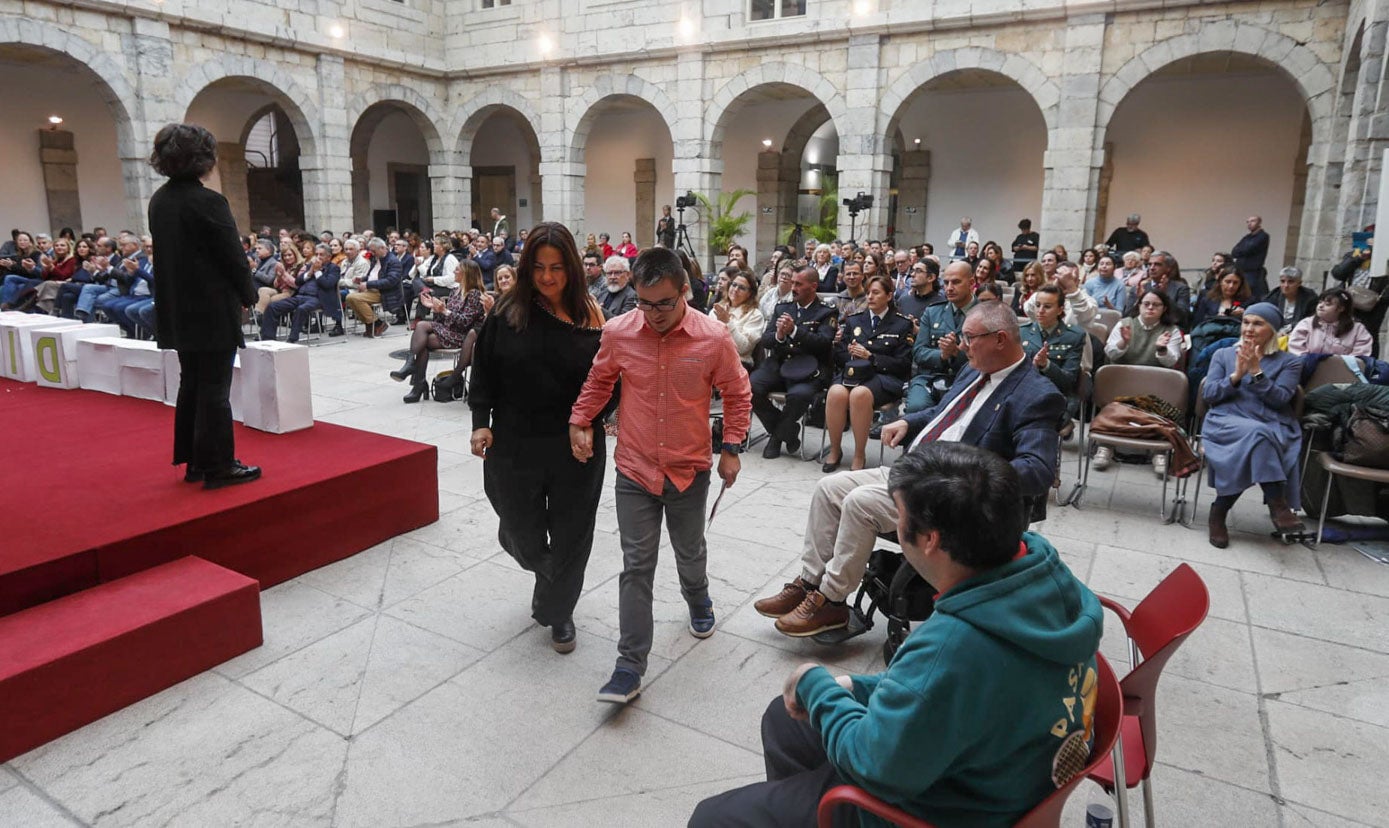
[614,469,712,676]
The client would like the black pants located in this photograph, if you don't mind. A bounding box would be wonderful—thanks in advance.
[689,698,854,827]
[483,431,606,626]
[173,348,237,471]
[750,362,820,443]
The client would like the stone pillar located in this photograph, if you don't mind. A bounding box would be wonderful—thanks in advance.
[674,52,716,267]
[305,55,352,233]
[38,130,82,232]
[214,142,251,231]
[1091,142,1114,247]
[1044,14,1106,255]
[351,155,370,231]
[429,161,467,233]
[529,171,544,230]
[1284,116,1312,270]
[121,17,180,233]
[634,158,656,247]
[756,151,784,254]
[895,150,930,245]
[1336,20,1388,247]
[836,34,889,241]
[538,67,577,228]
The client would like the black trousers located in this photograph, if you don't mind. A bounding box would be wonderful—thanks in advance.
[750,362,820,442]
[173,348,237,471]
[689,698,854,827]
[483,431,606,626]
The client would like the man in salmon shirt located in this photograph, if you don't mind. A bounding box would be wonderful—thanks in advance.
[570,246,753,705]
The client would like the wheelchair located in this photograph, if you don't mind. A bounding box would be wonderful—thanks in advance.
[812,533,937,666]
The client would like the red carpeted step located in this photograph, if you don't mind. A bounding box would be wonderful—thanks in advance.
[0,556,262,763]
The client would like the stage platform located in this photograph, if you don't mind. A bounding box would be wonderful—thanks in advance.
[0,378,439,616]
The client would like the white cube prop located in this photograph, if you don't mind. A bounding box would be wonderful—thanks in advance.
[238,341,312,433]
[114,339,166,402]
[76,336,127,395]
[162,349,180,406]
[1,315,74,381]
[29,323,119,388]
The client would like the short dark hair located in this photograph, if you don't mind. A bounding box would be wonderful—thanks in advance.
[918,256,940,277]
[888,443,1025,570]
[1034,284,1064,305]
[1018,218,1032,231]
[632,246,688,290]
[1133,288,1175,326]
[148,123,218,180]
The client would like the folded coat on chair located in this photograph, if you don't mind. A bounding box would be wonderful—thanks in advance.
[1090,402,1201,477]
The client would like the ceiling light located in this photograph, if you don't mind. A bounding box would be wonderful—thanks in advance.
[538,32,555,56]
[762,138,773,148]
[853,0,872,16]
[328,22,345,39]
[913,138,922,145]
[48,115,64,126]
[678,15,696,39]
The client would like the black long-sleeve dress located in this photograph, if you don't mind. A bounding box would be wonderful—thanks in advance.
[468,299,608,626]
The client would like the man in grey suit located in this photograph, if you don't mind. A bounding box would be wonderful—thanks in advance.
[754,301,1064,637]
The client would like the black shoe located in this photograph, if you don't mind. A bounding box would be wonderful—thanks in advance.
[390,357,416,382]
[183,465,204,483]
[372,319,390,337]
[868,424,883,440]
[308,320,323,333]
[821,456,841,474]
[784,433,801,455]
[551,618,576,654]
[203,461,262,490]
[762,439,782,460]
[403,381,429,403]
[329,325,345,338]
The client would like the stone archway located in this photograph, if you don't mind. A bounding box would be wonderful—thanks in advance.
[454,88,545,232]
[878,47,1060,139]
[348,94,448,234]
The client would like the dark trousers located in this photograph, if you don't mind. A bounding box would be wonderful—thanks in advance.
[174,349,237,471]
[750,363,819,443]
[483,431,606,626]
[689,698,854,827]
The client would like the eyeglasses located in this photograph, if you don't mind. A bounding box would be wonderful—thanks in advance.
[728,283,750,292]
[636,297,681,312]
[604,270,625,276]
[959,328,1002,347]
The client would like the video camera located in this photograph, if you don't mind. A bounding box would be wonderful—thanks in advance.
[843,192,874,216]
[675,191,698,210]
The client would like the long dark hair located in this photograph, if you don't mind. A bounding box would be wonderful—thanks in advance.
[1317,288,1355,337]
[496,222,591,330]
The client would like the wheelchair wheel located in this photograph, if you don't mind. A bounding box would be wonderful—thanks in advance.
[883,618,910,665]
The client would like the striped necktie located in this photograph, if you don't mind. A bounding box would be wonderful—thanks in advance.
[917,373,992,446]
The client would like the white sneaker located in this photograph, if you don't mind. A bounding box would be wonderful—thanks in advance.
[1152,454,1168,478]
[1092,446,1114,471]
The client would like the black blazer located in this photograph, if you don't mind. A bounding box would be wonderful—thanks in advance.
[834,310,914,382]
[149,178,255,352]
[760,299,838,380]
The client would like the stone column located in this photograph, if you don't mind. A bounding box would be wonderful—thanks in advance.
[38,130,82,232]
[305,55,352,233]
[350,155,370,231]
[634,158,656,247]
[429,161,468,233]
[538,66,579,228]
[1090,142,1114,246]
[1335,20,1387,247]
[1284,116,1312,270]
[756,151,783,254]
[121,17,180,233]
[1043,14,1106,255]
[214,141,251,231]
[836,34,890,241]
[673,52,717,267]
[895,150,930,245]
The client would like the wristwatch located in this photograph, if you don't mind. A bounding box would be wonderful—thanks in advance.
[1250,371,1266,383]
[720,442,744,455]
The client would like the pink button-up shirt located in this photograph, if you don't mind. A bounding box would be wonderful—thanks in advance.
[570,305,752,495]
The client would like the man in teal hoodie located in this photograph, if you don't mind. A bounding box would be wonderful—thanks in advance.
[690,443,1104,827]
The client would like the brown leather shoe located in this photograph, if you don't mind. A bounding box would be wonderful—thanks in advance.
[754,578,814,619]
[1208,504,1230,549]
[775,591,849,637]
[1268,497,1305,533]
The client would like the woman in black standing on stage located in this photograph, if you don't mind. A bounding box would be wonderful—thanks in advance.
[468,221,608,655]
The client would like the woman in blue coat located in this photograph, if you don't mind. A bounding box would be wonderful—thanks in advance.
[1200,302,1304,547]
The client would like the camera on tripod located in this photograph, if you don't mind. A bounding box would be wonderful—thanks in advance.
[842,192,874,217]
[675,191,698,210]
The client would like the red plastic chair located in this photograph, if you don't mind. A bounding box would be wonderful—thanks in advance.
[817,654,1125,828]
[1087,563,1210,828]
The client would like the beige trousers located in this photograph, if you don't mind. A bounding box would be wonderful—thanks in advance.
[345,289,382,324]
[799,467,899,602]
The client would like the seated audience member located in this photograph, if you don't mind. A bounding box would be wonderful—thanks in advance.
[494,264,516,295]
[1019,285,1085,422]
[1010,261,1045,318]
[1095,289,1186,474]
[709,265,734,310]
[1118,250,1146,288]
[1287,288,1373,357]
[260,243,340,344]
[760,264,795,320]
[252,239,294,315]
[1265,266,1317,333]
[835,258,868,319]
[1023,260,1098,330]
[760,246,791,293]
[7,236,80,313]
[974,282,1004,303]
[1191,266,1251,328]
[813,244,840,293]
[709,271,765,369]
[1200,251,1233,295]
[0,231,43,308]
[1202,303,1305,547]
[475,234,514,289]
[345,238,403,337]
[94,234,154,334]
[981,241,1010,284]
[1083,252,1127,312]
[613,231,639,261]
[388,237,418,318]
[895,257,944,323]
[599,256,638,319]
[1078,247,1098,281]
[391,258,491,403]
[1131,251,1191,329]
[751,266,838,460]
[822,274,913,473]
[677,249,710,311]
[904,262,974,413]
[583,250,606,302]
[693,443,1101,828]
[753,302,1063,638]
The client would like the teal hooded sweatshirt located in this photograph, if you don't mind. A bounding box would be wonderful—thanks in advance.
[796,532,1104,827]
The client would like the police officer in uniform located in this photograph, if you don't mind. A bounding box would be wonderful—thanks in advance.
[752,265,838,459]
[1018,283,1086,423]
[823,274,915,472]
[904,261,975,413]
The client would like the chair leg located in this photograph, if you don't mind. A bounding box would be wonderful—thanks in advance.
[1315,465,1333,548]
[1142,776,1156,828]
[1111,732,1131,828]
[1060,411,1087,506]
[1073,440,1093,509]
[1184,459,1204,529]
[1161,452,1178,523]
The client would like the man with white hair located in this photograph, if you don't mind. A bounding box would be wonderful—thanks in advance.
[345,237,402,337]
[946,217,979,262]
[1104,213,1150,255]
[600,255,638,319]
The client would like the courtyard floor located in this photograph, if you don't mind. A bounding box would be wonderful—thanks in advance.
[3,328,1386,827]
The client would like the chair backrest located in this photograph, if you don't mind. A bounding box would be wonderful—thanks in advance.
[1092,364,1190,421]
[1306,356,1360,390]
[1095,308,1122,331]
[1116,563,1210,781]
[1015,654,1125,828]
[1085,321,1109,344]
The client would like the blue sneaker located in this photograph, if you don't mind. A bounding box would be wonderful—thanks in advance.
[689,597,716,639]
[596,668,642,704]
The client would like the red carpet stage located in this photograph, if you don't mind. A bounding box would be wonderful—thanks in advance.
[0,378,439,617]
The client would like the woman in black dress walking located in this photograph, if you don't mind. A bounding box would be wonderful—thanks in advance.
[468,222,609,654]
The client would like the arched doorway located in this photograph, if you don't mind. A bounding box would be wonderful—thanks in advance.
[0,43,133,234]
[460,104,542,235]
[185,78,310,234]
[885,69,1048,257]
[571,95,674,250]
[1101,52,1310,279]
[350,102,438,235]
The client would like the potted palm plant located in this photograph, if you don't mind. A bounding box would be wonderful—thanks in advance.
[694,189,754,273]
